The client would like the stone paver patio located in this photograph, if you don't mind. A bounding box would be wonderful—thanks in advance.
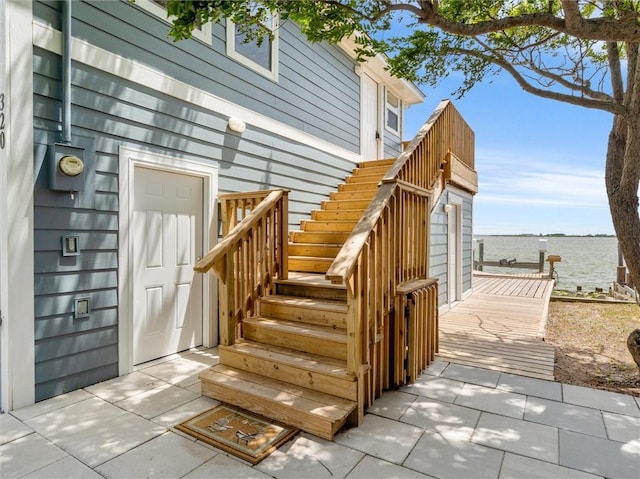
[1,347,639,479]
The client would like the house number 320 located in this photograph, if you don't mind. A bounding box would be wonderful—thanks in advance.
[0,93,5,150]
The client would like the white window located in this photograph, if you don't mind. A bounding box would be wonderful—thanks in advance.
[226,14,279,81]
[135,0,213,44]
[385,89,401,134]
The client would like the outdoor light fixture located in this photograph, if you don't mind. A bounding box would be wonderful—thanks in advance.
[228,117,246,133]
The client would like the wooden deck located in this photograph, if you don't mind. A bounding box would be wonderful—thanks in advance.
[438,273,556,380]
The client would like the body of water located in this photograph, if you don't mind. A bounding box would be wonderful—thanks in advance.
[474,236,620,291]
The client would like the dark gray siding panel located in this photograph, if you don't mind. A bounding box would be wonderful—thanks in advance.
[462,193,474,293]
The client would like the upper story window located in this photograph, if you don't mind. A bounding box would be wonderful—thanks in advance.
[135,0,213,44]
[385,90,401,134]
[226,13,279,81]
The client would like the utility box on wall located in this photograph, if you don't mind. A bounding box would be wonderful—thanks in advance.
[48,143,86,192]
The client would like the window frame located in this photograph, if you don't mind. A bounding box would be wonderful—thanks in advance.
[226,14,279,82]
[135,0,213,45]
[385,88,401,135]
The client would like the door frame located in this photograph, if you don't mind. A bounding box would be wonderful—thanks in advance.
[447,196,463,305]
[118,147,218,375]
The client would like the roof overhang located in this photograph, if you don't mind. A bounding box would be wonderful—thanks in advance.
[339,35,425,106]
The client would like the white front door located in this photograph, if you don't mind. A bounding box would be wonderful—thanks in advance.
[133,167,204,364]
[361,73,380,160]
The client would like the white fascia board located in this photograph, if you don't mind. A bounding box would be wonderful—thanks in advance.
[339,35,425,106]
[32,21,361,164]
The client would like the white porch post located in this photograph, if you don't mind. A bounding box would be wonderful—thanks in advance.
[0,0,35,411]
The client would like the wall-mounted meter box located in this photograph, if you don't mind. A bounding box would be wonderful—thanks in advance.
[48,143,86,192]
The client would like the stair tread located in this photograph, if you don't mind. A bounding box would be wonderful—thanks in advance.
[260,294,346,309]
[276,275,346,289]
[222,340,352,378]
[244,317,347,341]
[200,364,356,421]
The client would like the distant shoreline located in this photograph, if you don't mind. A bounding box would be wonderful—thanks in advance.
[475,234,615,238]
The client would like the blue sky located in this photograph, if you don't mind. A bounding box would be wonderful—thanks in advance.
[402,72,615,236]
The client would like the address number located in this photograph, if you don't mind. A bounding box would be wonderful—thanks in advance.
[0,93,5,150]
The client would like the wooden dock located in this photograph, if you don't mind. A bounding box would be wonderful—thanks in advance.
[438,273,555,380]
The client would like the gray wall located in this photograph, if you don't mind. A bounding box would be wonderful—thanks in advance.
[32,0,368,401]
[429,187,474,307]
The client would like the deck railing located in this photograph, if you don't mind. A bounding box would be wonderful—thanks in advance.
[194,189,288,346]
[326,99,473,422]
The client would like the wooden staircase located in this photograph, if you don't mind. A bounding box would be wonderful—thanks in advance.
[198,159,394,440]
[194,100,475,441]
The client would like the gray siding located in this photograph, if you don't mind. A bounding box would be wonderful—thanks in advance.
[429,187,474,307]
[69,1,361,153]
[33,1,363,400]
[384,129,403,159]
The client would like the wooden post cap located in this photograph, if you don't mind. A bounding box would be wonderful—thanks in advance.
[547,255,562,262]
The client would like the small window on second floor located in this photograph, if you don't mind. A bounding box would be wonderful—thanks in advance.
[226,13,279,81]
[386,90,401,134]
[135,0,213,44]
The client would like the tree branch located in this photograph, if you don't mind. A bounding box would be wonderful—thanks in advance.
[453,46,627,114]
[608,42,625,103]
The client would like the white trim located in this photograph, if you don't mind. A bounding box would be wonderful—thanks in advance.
[226,16,279,82]
[462,288,473,301]
[134,0,213,45]
[385,87,401,136]
[447,194,464,305]
[339,35,424,106]
[32,21,360,164]
[118,147,218,375]
[1,0,35,411]
[438,303,451,316]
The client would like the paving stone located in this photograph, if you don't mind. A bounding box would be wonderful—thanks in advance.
[141,355,216,385]
[562,384,640,417]
[96,431,216,478]
[441,364,500,388]
[404,429,503,479]
[85,371,164,403]
[25,397,124,440]
[182,453,271,478]
[401,396,481,441]
[423,358,449,377]
[151,396,219,428]
[602,411,640,443]
[559,429,640,479]
[114,383,200,419]
[335,414,423,464]
[455,383,526,419]
[346,455,432,479]
[21,454,104,479]
[499,453,603,479]
[1,413,33,445]
[49,411,166,467]
[0,433,67,478]
[11,390,93,421]
[257,433,364,479]
[472,412,558,463]
[402,376,464,403]
[367,390,417,420]
[497,373,562,401]
[525,397,607,437]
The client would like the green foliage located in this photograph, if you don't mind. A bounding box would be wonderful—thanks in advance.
[158,0,640,108]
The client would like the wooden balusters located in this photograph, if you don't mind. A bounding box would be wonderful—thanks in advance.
[195,189,289,346]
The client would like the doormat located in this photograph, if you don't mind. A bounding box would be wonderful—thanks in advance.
[175,404,298,464]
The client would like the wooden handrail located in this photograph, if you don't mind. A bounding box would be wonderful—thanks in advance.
[324,99,473,422]
[194,189,285,275]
